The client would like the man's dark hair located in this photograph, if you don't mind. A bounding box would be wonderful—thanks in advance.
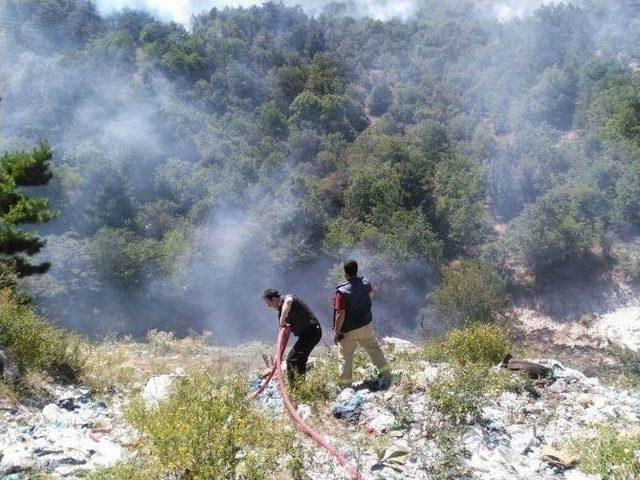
[343,260,358,278]
[263,288,280,299]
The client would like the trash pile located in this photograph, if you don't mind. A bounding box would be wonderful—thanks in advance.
[295,342,640,479]
[0,386,135,477]
[1,339,638,479]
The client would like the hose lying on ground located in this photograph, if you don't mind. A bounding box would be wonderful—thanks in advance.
[248,325,364,480]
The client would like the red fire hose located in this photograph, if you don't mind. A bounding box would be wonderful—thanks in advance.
[248,326,364,480]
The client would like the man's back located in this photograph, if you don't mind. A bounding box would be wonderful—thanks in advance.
[336,276,372,333]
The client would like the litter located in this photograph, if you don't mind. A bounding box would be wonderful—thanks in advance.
[539,444,578,468]
[330,389,364,423]
[375,440,411,472]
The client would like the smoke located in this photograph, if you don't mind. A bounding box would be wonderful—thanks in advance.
[4,0,637,343]
[475,0,579,22]
[92,0,581,25]
[93,0,419,23]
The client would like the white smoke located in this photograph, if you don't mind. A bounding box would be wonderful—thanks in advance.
[474,0,580,22]
[93,0,418,24]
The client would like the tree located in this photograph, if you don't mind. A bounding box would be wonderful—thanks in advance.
[0,143,58,283]
[510,182,608,271]
[368,82,392,116]
[431,259,510,325]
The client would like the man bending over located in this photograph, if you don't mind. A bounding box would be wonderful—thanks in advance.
[263,289,322,384]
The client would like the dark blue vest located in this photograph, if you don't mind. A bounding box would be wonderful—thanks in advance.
[336,277,372,333]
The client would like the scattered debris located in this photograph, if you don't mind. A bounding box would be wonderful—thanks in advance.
[0,387,135,477]
[142,374,177,408]
[330,389,364,423]
[501,354,553,379]
[540,444,578,468]
[374,440,411,472]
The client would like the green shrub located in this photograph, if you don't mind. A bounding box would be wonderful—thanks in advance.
[124,371,298,479]
[0,288,86,381]
[431,259,509,325]
[571,426,640,480]
[290,349,341,405]
[424,323,510,366]
[428,366,529,423]
[510,182,607,271]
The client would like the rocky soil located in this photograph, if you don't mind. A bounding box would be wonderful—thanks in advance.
[1,334,638,479]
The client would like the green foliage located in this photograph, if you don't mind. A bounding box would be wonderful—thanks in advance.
[510,182,607,270]
[613,159,640,230]
[89,228,159,286]
[368,82,392,117]
[433,154,488,251]
[571,426,640,480]
[86,168,136,231]
[14,0,640,334]
[123,371,298,479]
[423,324,524,423]
[431,259,510,325]
[428,365,528,423]
[0,288,86,380]
[304,53,345,95]
[423,323,510,366]
[0,143,58,280]
[290,349,341,405]
[258,103,288,137]
[345,162,403,224]
[527,66,577,129]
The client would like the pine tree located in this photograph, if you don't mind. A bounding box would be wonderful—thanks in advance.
[0,142,58,284]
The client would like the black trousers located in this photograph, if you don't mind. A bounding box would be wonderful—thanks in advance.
[287,324,322,383]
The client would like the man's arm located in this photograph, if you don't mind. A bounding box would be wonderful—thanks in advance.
[334,310,345,344]
[279,295,294,327]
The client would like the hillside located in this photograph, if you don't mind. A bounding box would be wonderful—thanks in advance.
[1,326,639,479]
[2,0,640,478]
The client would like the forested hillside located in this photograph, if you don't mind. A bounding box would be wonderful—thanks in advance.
[3,0,640,339]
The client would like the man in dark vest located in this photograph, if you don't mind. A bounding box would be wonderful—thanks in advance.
[333,260,391,389]
[263,289,322,384]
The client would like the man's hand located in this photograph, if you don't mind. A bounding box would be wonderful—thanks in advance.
[333,332,341,345]
[279,295,294,328]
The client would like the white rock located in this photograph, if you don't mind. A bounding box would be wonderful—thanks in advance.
[564,469,602,480]
[296,404,311,421]
[506,424,539,454]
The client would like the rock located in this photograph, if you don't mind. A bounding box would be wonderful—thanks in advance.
[564,470,602,480]
[296,403,311,421]
[362,404,395,434]
[501,354,553,379]
[41,404,79,427]
[0,349,19,382]
[506,424,539,454]
[248,377,282,416]
[142,375,176,408]
[576,393,593,407]
[382,337,418,355]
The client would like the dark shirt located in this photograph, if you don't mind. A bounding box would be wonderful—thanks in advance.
[334,277,373,333]
[278,295,320,336]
